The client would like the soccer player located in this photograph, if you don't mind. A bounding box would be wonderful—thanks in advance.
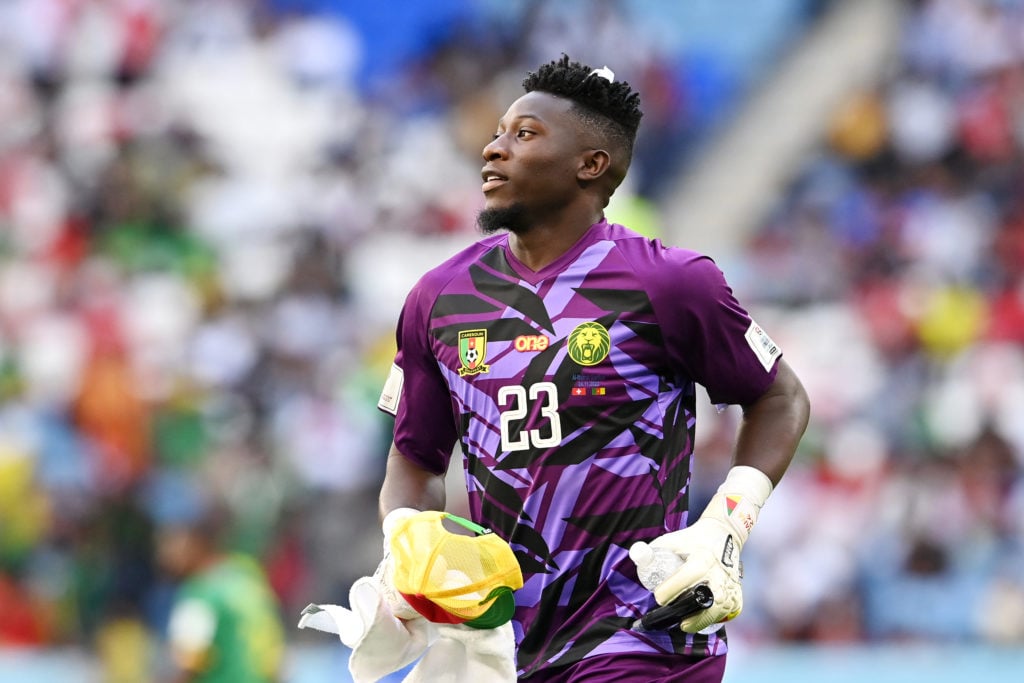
[157,495,285,683]
[377,55,810,682]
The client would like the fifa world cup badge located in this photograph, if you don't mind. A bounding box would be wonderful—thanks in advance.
[458,329,490,376]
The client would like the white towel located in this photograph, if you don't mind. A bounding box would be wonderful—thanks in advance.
[299,576,434,683]
[299,575,516,683]
[405,621,516,683]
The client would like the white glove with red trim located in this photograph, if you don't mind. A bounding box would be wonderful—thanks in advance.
[650,466,773,633]
[376,507,423,620]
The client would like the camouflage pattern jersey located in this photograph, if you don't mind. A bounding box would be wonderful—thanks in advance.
[378,219,781,677]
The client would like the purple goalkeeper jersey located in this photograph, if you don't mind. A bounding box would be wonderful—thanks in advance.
[379,219,781,678]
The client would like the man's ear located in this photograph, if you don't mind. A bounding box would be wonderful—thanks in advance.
[578,149,611,182]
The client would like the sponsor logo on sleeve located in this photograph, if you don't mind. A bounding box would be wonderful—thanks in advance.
[744,320,781,372]
[378,363,404,415]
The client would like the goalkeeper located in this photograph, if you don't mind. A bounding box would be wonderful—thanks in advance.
[374,55,811,682]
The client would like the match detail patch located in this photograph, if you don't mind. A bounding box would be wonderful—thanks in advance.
[744,320,781,372]
[378,363,404,415]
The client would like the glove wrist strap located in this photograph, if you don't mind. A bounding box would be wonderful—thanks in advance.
[718,466,773,502]
[701,466,773,547]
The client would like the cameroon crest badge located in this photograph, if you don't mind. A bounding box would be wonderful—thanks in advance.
[458,329,490,376]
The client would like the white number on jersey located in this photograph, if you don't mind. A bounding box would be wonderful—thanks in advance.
[498,382,562,452]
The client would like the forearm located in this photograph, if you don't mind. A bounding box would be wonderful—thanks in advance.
[379,442,447,522]
[650,362,809,629]
[732,360,810,487]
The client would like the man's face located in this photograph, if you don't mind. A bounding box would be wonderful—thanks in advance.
[156,526,200,579]
[479,91,587,232]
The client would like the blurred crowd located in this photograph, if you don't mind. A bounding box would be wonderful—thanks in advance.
[1,0,1020,677]
[726,0,1024,645]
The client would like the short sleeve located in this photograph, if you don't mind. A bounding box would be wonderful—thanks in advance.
[168,598,217,670]
[380,280,460,475]
[640,248,780,405]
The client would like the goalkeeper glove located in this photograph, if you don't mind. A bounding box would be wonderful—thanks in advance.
[649,465,773,633]
[374,507,422,620]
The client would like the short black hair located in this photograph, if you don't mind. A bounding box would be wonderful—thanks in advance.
[522,55,643,159]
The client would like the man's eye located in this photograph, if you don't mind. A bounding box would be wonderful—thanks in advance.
[517,129,533,138]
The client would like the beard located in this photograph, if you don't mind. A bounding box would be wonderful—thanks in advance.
[477,203,531,236]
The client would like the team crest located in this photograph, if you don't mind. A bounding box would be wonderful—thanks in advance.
[567,322,611,366]
[458,329,490,376]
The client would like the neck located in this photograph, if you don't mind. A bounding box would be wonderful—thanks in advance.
[190,549,224,576]
[507,208,604,272]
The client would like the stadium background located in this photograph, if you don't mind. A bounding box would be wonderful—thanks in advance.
[0,0,1022,680]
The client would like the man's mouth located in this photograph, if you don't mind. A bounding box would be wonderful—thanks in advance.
[481,170,508,193]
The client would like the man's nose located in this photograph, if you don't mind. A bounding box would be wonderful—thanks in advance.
[482,135,508,161]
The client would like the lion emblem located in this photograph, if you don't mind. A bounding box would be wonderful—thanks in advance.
[567,322,611,366]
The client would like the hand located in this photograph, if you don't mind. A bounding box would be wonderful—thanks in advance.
[649,466,773,633]
[649,513,743,633]
[375,507,422,620]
